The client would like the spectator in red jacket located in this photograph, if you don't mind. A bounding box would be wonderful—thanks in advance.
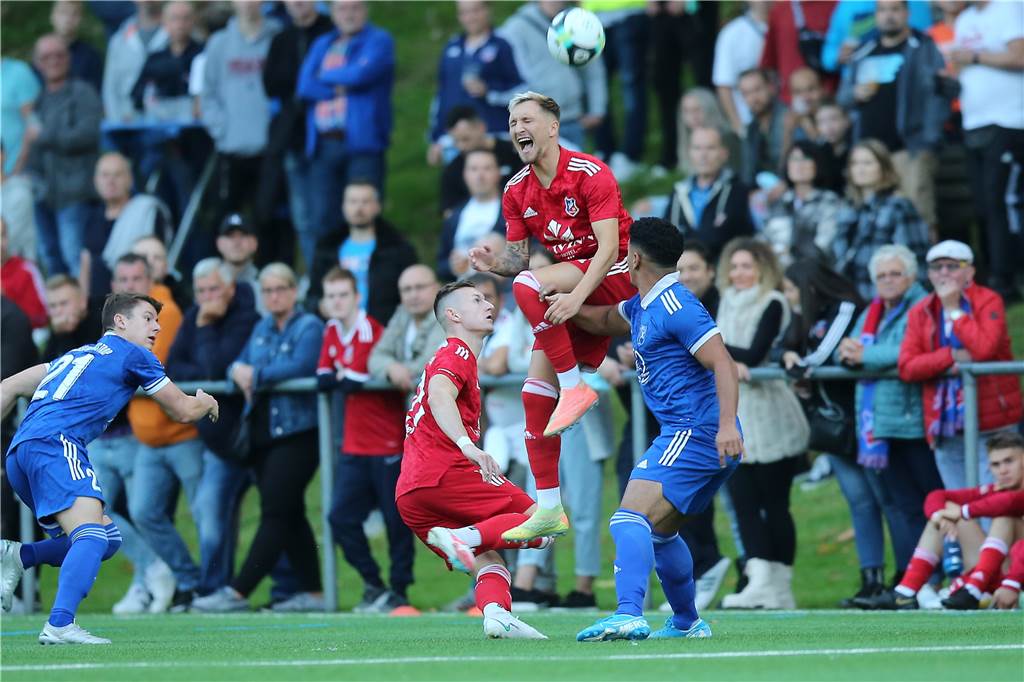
[759,0,838,103]
[0,218,47,329]
[855,430,1024,610]
[898,240,1023,490]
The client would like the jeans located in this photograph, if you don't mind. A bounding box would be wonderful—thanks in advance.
[194,450,249,594]
[34,201,89,277]
[830,454,916,570]
[328,453,414,596]
[877,438,944,569]
[933,432,1000,490]
[594,12,648,161]
[308,137,385,234]
[129,438,205,592]
[517,423,605,579]
[283,150,319,272]
[89,434,156,587]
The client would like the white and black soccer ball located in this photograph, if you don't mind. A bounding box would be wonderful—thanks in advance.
[547,8,605,67]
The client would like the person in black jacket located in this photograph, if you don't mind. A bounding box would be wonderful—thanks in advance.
[259,1,333,273]
[307,181,417,324]
[665,127,754,263]
[165,257,259,596]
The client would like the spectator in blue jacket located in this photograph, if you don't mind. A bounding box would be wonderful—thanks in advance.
[822,0,937,74]
[427,1,523,166]
[298,0,394,235]
[165,258,260,597]
[192,262,325,613]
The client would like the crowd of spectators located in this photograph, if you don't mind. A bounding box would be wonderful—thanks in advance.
[1,0,1022,614]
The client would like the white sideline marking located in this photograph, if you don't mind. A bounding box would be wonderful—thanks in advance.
[2,644,1021,672]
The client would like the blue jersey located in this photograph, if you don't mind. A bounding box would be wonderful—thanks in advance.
[619,275,722,431]
[8,333,169,453]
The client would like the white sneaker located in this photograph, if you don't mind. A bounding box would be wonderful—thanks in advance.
[482,604,547,639]
[695,557,732,611]
[271,592,325,612]
[145,560,176,614]
[1,539,25,612]
[721,558,782,609]
[918,583,943,610]
[112,583,152,615]
[39,621,111,645]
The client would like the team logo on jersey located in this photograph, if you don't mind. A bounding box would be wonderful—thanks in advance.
[634,349,650,385]
[636,459,648,469]
[637,324,648,346]
[546,219,574,242]
[564,196,579,217]
[523,206,538,218]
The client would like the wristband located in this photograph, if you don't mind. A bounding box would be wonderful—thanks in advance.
[456,436,473,451]
[961,504,971,520]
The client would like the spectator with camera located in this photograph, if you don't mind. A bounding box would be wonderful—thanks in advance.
[166,257,260,598]
[716,238,809,610]
[317,267,413,613]
[833,139,930,301]
[898,240,1023,490]
[193,263,325,613]
[836,244,940,606]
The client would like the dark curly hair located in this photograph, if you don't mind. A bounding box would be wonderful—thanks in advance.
[629,217,686,269]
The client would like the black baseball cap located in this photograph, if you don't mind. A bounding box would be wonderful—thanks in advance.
[218,213,255,237]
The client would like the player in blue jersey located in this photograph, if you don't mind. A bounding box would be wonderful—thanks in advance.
[567,217,743,642]
[0,293,219,645]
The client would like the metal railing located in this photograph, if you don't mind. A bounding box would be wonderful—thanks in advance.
[16,361,1023,614]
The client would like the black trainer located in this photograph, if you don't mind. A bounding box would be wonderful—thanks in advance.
[840,567,885,608]
[561,590,597,609]
[855,588,919,611]
[941,588,980,611]
[168,589,196,613]
[510,587,560,608]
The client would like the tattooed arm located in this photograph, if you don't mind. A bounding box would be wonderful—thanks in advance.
[468,238,531,277]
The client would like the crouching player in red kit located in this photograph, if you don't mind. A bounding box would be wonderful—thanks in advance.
[395,280,555,639]
[469,91,635,541]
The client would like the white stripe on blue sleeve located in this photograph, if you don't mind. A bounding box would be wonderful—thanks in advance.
[688,327,721,355]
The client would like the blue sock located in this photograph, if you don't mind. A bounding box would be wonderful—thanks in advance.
[608,509,653,617]
[653,532,699,630]
[102,522,122,561]
[48,524,108,628]
[19,536,70,569]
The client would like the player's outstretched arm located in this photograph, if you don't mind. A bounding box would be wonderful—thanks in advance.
[694,336,743,467]
[0,364,47,420]
[151,382,220,424]
[573,303,631,337]
[426,373,503,483]
[469,238,530,277]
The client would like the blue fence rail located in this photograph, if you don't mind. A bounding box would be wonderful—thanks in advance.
[17,362,1024,614]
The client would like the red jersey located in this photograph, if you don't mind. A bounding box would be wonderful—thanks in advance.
[0,255,47,329]
[502,147,632,263]
[396,337,481,497]
[316,312,406,455]
[923,484,1024,519]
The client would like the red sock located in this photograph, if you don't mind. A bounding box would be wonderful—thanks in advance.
[898,548,939,595]
[522,379,561,488]
[965,538,1009,593]
[475,564,512,611]
[513,272,577,373]
[985,571,1006,594]
[473,513,531,551]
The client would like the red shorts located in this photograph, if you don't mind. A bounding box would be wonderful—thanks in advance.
[533,256,636,370]
[396,467,535,564]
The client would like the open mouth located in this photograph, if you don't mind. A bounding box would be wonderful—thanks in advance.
[517,135,534,153]
[147,335,157,345]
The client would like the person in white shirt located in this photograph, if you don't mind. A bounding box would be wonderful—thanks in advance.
[437,148,506,281]
[713,2,770,137]
[949,0,1024,301]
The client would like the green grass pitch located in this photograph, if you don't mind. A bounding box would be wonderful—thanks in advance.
[2,610,1022,681]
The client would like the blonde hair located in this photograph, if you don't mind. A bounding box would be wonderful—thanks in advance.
[716,237,784,295]
[676,87,731,173]
[258,262,297,288]
[508,91,561,121]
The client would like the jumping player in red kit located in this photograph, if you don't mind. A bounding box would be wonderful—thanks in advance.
[469,91,636,542]
[395,280,554,639]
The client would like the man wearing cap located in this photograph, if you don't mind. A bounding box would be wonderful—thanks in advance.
[215,213,263,315]
[898,240,1023,488]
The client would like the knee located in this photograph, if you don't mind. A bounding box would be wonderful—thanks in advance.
[512,271,542,300]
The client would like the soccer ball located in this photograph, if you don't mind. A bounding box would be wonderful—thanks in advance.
[547,8,605,67]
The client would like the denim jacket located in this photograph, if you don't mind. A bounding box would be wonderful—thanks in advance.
[231,310,324,439]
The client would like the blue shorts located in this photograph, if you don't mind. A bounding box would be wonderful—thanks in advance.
[5,435,105,537]
[629,427,739,516]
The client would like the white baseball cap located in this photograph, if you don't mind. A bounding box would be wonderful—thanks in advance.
[926,240,973,264]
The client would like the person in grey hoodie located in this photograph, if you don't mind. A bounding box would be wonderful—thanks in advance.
[497,1,607,149]
[200,2,281,231]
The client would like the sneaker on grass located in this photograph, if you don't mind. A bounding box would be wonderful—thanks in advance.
[39,621,110,645]
[190,586,249,613]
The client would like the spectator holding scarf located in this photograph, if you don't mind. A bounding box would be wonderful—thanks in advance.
[837,244,940,606]
[898,240,1023,490]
